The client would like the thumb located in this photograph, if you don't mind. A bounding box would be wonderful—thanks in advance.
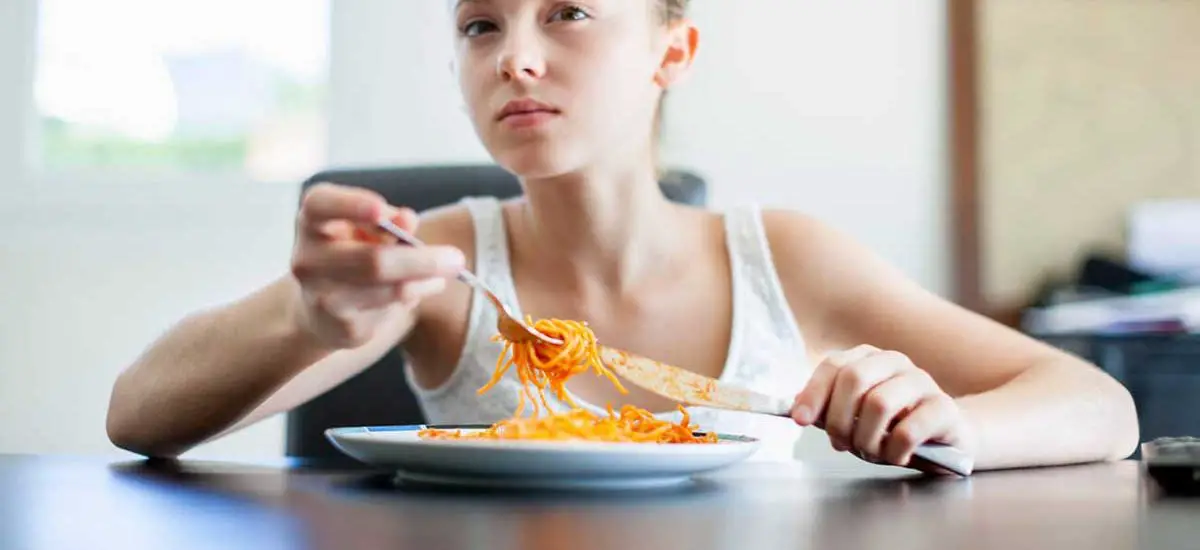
[352,206,419,244]
[791,358,838,426]
[387,206,420,233]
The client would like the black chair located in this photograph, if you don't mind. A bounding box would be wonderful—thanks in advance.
[285,164,708,463]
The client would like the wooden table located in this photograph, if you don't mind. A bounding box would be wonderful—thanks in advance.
[1,454,1196,549]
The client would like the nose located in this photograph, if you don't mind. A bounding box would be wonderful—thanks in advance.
[495,26,546,82]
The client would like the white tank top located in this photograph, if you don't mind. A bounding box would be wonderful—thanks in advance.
[404,197,815,461]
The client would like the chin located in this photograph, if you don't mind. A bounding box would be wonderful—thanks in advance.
[488,140,587,180]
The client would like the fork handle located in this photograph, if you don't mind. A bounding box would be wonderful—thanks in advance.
[376,219,488,293]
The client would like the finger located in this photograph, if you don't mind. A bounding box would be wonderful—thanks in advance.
[824,351,907,451]
[798,345,880,445]
[824,344,881,368]
[791,360,840,427]
[351,208,420,244]
[294,242,464,285]
[882,394,957,467]
[791,344,881,427]
[389,207,420,232]
[852,370,937,460]
[300,183,390,227]
[319,277,447,311]
[321,285,404,312]
[396,277,448,305]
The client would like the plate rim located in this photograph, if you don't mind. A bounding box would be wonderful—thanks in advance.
[322,423,762,489]
[324,424,761,452]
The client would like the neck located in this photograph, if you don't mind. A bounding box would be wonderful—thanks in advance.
[517,162,678,292]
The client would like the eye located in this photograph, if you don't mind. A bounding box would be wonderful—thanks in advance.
[548,5,591,23]
[460,19,499,37]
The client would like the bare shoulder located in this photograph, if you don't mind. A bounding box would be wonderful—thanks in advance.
[758,208,1071,395]
[412,202,477,264]
[758,208,916,298]
[757,208,939,351]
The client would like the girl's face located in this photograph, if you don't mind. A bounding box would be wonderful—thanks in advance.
[452,0,695,179]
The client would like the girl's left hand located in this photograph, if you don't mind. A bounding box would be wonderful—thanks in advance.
[789,344,977,472]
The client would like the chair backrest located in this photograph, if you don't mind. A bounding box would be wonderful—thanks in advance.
[285,164,708,462]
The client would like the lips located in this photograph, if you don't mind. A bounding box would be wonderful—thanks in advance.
[496,98,561,122]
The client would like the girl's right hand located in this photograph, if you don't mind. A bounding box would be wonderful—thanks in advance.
[289,183,466,350]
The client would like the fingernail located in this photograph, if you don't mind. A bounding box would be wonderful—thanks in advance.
[792,405,811,425]
[390,208,417,229]
[435,248,465,270]
[362,202,382,221]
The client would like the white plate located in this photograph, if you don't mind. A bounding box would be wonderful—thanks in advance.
[325,424,760,490]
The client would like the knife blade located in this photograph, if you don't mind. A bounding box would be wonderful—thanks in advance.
[599,346,794,414]
[599,345,975,476]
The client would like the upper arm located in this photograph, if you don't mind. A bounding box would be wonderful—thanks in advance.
[762,210,1066,397]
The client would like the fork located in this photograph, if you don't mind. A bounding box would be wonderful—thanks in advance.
[374,218,563,346]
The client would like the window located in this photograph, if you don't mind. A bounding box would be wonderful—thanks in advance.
[33,0,329,183]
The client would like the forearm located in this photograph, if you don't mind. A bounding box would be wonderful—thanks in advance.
[956,356,1139,470]
[106,276,331,458]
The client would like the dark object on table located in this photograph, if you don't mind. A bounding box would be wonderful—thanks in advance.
[1142,436,1200,496]
[285,164,708,464]
[1079,254,1160,295]
[1026,253,1186,311]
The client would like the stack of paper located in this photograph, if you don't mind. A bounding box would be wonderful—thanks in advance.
[1022,287,1200,335]
[1127,200,1200,280]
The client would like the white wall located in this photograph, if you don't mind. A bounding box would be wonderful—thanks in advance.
[668,1,948,291]
[327,0,948,288]
[0,0,946,460]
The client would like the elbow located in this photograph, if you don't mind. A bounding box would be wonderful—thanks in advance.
[106,406,167,459]
[105,413,145,457]
[106,412,183,460]
[1052,353,1141,462]
[105,380,182,459]
[1104,379,1141,461]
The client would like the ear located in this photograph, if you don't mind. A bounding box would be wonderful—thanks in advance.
[653,20,699,89]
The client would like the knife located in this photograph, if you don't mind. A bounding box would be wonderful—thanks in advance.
[600,346,975,477]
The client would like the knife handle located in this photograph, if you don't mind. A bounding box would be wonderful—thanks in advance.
[910,443,974,477]
[775,412,974,476]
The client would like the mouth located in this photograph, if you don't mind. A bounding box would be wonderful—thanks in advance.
[496,98,561,124]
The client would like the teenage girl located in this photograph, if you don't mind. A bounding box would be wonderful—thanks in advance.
[106,0,1138,470]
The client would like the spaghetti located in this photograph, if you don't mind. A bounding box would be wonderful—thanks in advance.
[419,316,718,444]
[419,404,718,443]
[480,318,626,418]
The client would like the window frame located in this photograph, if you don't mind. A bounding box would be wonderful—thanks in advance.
[0,0,333,214]
[1,1,487,218]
